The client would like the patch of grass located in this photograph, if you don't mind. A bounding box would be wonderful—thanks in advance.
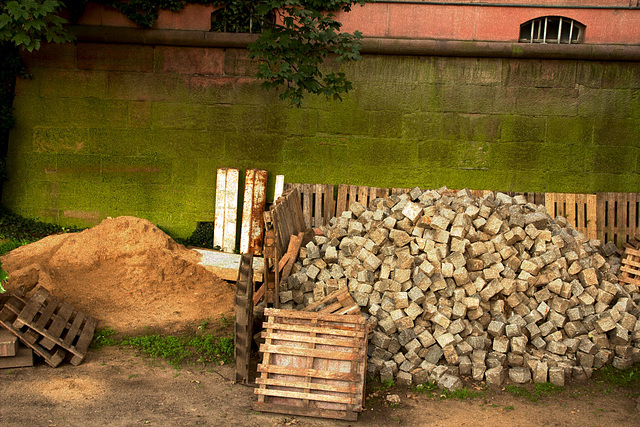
[440,386,484,400]
[505,382,564,402]
[414,380,438,394]
[90,322,234,369]
[503,405,515,411]
[593,363,640,389]
[381,379,395,389]
[90,327,119,350]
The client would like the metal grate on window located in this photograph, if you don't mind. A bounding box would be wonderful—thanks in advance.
[519,16,585,44]
[210,7,275,34]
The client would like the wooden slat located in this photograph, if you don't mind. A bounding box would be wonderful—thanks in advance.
[264,308,365,324]
[214,168,240,253]
[255,377,356,394]
[235,253,254,383]
[237,169,267,256]
[253,402,357,422]
[256,363,359,382]
[261,331,362,348]
[254,388,356,405]
[213,168,227,250]
[545,192,597,239]
[69,317,97,365]
[260,321,363,338]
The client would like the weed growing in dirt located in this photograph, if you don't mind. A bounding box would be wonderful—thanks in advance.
[439,386,485,400]
[413,381,438,394]
[505,382,564,402]
[593,363,640,392]
[90,327,119,350]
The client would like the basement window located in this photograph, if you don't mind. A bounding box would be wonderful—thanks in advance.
[519,16,585,44]
[211,7,275,34]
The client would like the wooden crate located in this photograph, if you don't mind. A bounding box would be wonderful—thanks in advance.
[619,247,640,287]
[284,183,335,228]
[336,184,389,217]
[545,192,597,239]
[254,308,368,421]
[597,192,640,246]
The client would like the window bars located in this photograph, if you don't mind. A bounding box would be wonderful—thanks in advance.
[520,16,585,44]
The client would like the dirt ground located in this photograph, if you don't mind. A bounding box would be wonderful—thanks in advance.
[1,341,638,427]
[1,217,639,426]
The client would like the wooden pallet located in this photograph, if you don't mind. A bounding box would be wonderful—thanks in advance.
[619,247,640,287]
[336,184,389,217]
[235,254,254,383]
[545,192,597,239]
[285,183,335,228]
[597,192,640,247]
[303,287,360,316]
[254,308,368,421]
[0,287,96,367]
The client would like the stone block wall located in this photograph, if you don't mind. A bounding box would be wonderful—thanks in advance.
[4,39,640,237]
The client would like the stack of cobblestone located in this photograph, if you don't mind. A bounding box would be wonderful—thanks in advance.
[280,188,640,389]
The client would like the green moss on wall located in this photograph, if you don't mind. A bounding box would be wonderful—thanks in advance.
[4,46,640,238]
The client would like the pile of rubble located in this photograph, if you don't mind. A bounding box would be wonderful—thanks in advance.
[280,188,640,389]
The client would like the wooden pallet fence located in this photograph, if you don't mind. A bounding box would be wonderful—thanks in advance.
[235,254,254,383]
[284,183,335,227]
[240,169,268,256]
[597,192,640,247]
[545,193,597,239]
[254,308,368,421]
[214,168,239,253]
[0,287,96,367]
[269,188,307,259]
[336,184,389,217]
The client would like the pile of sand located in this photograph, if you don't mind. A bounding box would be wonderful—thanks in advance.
[0,216,234,333]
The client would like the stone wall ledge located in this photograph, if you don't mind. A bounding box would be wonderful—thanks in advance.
[72,25,640,62]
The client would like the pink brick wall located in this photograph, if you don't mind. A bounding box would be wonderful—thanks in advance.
[338,2,640,44]
[74,2,640,44]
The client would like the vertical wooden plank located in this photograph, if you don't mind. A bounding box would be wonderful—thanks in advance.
[596,192,607,243]
[586,194,597,240]
[323,184,336,225]
[274,175,285,201]
[240,169,256,255]
[313,184,322,227]
[251,170,268,256]
[213,168,227,250]
[620,192,629,244]
[565,193,577,229]
[302,184,313,228]
[223,168,239,253]
[235,253,254,383]
[544,193,556,219]
[357,186,368,208]
[336,184,348,217]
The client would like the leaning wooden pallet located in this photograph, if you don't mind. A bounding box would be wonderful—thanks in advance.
[619,247,640,287]
[253,308,368,421]
[0,287,96,367]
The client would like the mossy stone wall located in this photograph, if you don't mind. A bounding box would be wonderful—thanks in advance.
[4,41,640,237]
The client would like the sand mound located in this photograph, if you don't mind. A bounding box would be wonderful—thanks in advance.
[0,216,234,333]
